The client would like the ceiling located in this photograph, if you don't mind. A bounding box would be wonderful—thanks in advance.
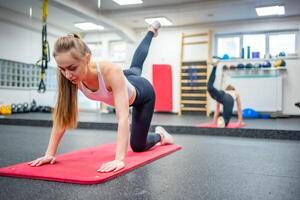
[83,0,300,28]
[0,0,299,41]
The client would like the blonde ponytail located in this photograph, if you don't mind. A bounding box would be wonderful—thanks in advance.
[52,34,91,129]
[52,70,78,129]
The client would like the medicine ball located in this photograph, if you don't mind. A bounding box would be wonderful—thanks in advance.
[237,63,245,69]
[262,61,271,68]
[253,63,262,68]
[245,63,253,69]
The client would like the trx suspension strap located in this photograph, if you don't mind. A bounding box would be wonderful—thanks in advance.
[37,0,50,93]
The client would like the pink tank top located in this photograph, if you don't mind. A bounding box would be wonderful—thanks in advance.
[78,62,134,106]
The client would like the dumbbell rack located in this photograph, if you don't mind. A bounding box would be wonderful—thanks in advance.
[178,31,212,116]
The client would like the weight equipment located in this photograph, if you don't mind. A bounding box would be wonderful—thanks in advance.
[274,59,286,68]
[245,63,253,69]
[262,61,271,68]
[237,63,245,69]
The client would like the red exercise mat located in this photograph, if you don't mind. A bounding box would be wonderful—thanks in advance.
[196,122,246,128]
[0,143,182,184]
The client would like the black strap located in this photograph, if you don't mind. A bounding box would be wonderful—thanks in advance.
[38,24,50,93]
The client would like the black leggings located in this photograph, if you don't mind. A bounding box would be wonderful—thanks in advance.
[123,31,161,152]
[208,66,234,126]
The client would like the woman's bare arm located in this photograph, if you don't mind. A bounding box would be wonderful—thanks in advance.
[213,102,221,124]
[98,62,130,172]
[236,93,243,124]
[29,124,66,166]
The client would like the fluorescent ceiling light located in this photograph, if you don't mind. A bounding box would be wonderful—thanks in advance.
[145,17,173,26]
[74,22,104,31]
[113,0,143,5]
[29,7,32,17]
[256,5,285,16]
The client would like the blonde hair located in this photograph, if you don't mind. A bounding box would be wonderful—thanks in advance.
[225,84,235,91]
[52,33,91,129]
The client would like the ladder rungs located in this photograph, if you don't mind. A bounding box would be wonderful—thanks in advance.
[181,107,206,111]
[181,100,207,104]
[183,41,208,45]
[181,86,207,90]
[181,65,207,69]
[183,33,208,38]
[181,93,207,97]
[182,60,207,64]
[182,72,207,76]
[181,80,207,83]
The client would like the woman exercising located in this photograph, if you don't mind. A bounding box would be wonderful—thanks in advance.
[29,21,174,172]
[208,59,243,127]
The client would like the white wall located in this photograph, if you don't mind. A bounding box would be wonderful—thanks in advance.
[0,88,57,106]
[282,59,300,115]
[0,21,58,66]
[136,29,182,112]
[222,68,283,112]
[0,19,60,106]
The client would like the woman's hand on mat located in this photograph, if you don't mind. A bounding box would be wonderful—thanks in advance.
[28,155,56,167]
[97,160,125,173]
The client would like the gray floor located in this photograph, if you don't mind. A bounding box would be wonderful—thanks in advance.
[0,125,299,200]
[1,112,300,131]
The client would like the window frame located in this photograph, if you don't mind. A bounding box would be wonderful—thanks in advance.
[268,31,298,56]
[214,29,299,59]
[109,40,127,63]
[0,59,57,91]
[86,42,103,61]
[216,35,242,58]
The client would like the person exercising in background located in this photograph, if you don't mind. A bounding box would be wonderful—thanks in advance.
[208,58,243,127]
[29,21,174,173]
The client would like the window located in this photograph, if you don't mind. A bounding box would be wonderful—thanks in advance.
[109,41,127,69]
[269,33,296,56]
[45,67,57,90]
[217,36,240,58]
[0,59,57,90]
[87,43,103,61]
[243,34,266,58]
[110,41,126,62]
[215,30,298,59]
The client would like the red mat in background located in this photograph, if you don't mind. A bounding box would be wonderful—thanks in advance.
[152,64,173,112]
[0,143,182,185]
[196,122,246,128]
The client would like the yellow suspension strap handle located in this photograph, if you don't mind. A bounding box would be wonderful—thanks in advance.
[38,0,50,93]
[42,0,48,23]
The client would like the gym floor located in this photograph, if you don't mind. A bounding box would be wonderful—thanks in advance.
[2,112,300,130]
[0,125,299,200]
